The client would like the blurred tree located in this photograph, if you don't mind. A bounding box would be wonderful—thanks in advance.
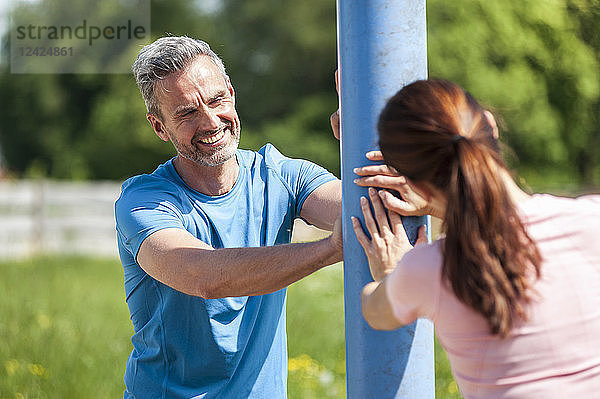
[0,73,109,179]
[566,0,600,186]
[214,0,339,173]
[79,75,175,179]
[0,0,340,180]
[427,0,600,188]
[0,0,598,189]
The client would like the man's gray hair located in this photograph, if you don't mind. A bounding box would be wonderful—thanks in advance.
[132,36,228,117]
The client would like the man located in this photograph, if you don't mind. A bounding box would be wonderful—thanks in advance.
[115,36,342,398]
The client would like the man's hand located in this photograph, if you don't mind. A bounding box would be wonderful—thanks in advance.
[330,70,340,140]
[327,212,344,261]
[330,109,340,140]
[351,187,427,282]
[353,151,443,218]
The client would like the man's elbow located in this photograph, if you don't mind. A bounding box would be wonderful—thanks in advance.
[187,279,223,299]
[193,277,237,299]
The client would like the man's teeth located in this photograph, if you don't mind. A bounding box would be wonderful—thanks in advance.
[199,129,226,144]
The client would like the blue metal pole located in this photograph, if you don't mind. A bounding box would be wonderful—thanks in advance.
[336,1,434,398]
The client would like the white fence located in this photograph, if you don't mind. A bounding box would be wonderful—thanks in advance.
[0,180,327,261]
[0,180,122,260]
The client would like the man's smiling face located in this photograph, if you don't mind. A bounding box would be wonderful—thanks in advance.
[150,55,241,167]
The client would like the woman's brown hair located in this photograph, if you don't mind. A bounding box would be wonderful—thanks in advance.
[378,79,541,337]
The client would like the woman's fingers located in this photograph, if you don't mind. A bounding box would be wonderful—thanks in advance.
[360,196,380,238]
[365,151,384,161]
[354,164,398,177]
[351,216,371,252]
[354,175,408,190]
[378,190,417,215]
[415,225,428,246]
[386,202,405,235]
[368,188,391,234]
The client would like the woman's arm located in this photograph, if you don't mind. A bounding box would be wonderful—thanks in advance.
[352,188,427,329]
[361,280,404,330]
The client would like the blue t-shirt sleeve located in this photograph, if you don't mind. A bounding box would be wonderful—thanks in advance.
[115,176,186,259]
[260,143,338,215]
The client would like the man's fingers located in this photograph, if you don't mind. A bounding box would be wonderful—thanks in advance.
[335,69,339,94]
[365,151,384,161]
[330,109,340,140]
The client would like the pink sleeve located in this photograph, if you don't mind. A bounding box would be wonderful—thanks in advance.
[384,241,442,325]
[578,195,600,205]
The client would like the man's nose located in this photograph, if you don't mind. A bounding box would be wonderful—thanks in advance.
[200,108,221,131]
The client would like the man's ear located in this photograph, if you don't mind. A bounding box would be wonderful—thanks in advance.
[483,110,499,139]
[147,113,169,142]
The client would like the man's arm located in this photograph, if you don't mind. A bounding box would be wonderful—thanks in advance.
[137,220,342,299]
[299,179,341,231]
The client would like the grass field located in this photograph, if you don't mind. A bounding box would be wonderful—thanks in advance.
[0,256,461,398]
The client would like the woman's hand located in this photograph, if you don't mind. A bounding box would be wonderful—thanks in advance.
[352,187,428,282]
[353,151,442,218]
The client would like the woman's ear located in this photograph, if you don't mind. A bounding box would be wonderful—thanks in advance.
[484,110,499,139]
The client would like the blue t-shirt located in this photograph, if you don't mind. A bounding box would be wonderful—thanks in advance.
[115,144,337,398]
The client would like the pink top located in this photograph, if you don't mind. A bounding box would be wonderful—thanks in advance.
[386,194,600,398]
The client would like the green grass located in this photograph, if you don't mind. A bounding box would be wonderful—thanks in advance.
[0,256,132,398]
[0,256,460,398]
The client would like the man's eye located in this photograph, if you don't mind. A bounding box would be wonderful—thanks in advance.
[210,97,228,106]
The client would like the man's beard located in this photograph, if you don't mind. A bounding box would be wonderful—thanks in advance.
[170,122,240,167]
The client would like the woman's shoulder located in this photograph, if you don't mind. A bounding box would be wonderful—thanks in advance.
[520,193,600,217]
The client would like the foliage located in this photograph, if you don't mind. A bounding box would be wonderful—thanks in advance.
[0,0,599,188]
[427,0,600,188]
[0,256,460,398]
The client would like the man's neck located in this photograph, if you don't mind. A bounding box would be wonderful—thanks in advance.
[173,155,239,196]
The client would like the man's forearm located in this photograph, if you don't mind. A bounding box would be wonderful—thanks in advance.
[140,228,342,299]
[195,238,341,298]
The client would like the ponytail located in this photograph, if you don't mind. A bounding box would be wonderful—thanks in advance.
[378,79,541,337]
[443,137,541,337]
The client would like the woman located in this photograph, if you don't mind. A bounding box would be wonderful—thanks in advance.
[351,79,600,398]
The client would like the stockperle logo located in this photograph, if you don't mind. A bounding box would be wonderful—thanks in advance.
[10,0,150,74]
